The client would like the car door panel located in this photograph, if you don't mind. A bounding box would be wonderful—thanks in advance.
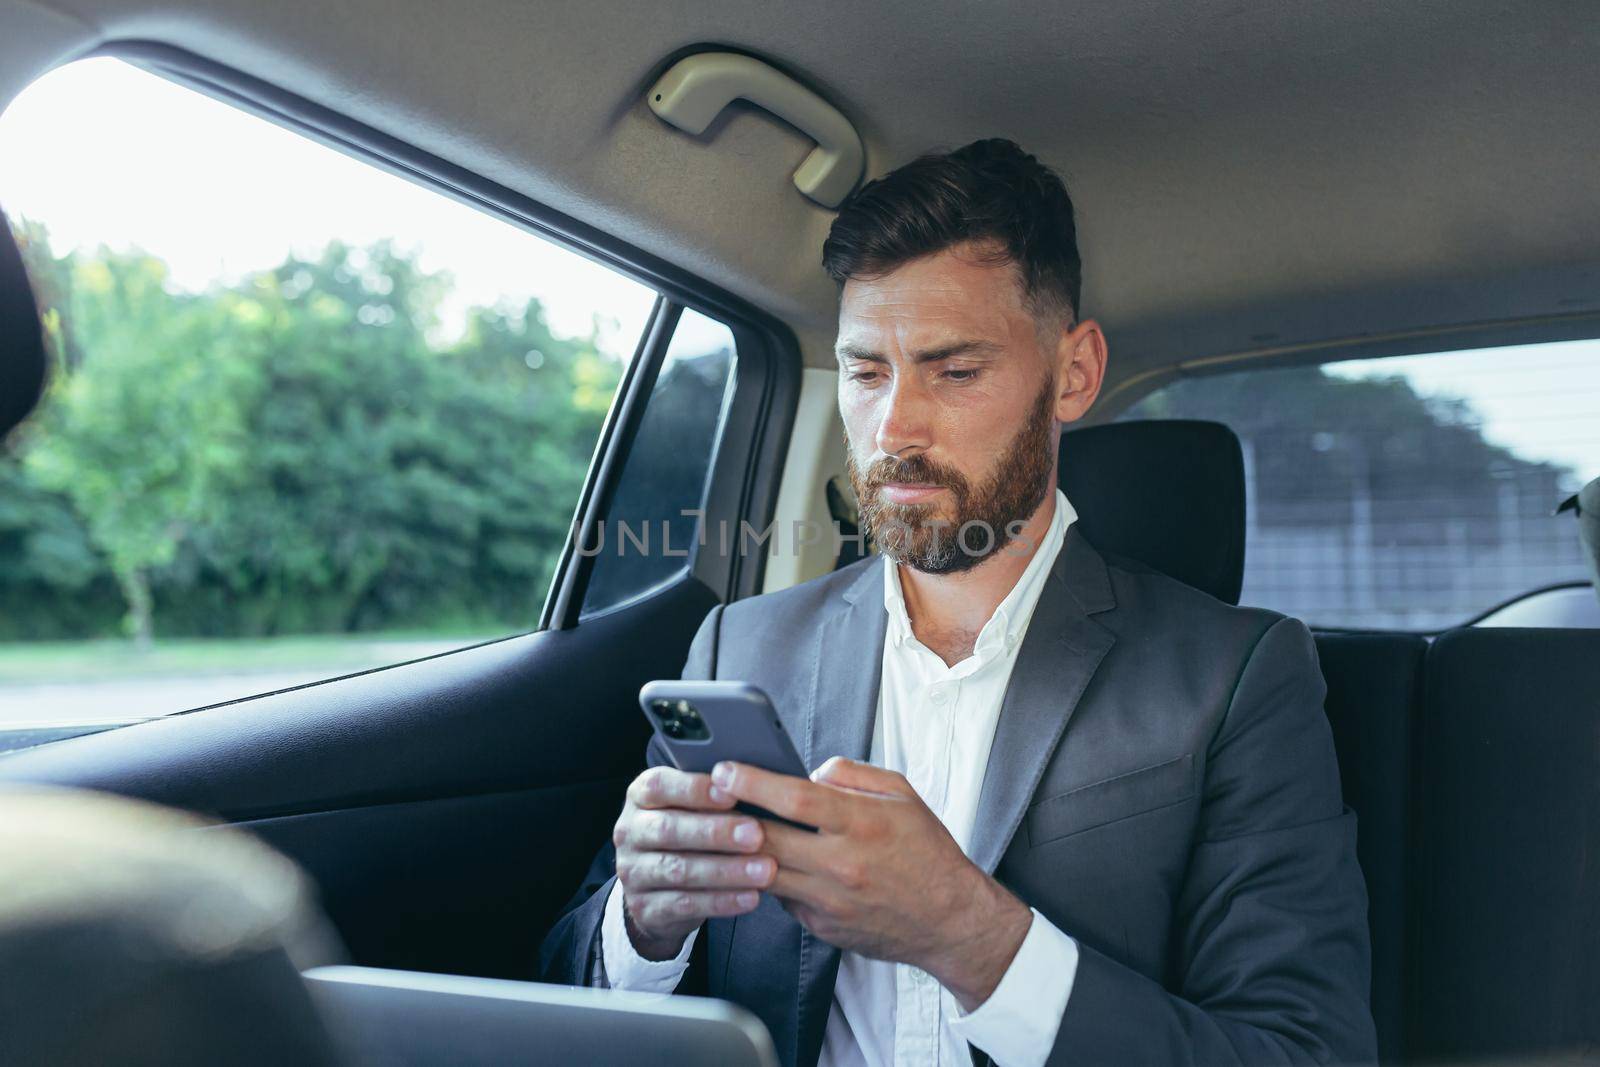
[0,577,717,977]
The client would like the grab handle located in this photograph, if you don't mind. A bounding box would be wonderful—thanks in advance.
[647,52,865,208]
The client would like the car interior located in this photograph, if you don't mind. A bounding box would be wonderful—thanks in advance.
[0,2,1596,1065]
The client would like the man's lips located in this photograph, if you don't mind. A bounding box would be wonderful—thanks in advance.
[877,482,947,504]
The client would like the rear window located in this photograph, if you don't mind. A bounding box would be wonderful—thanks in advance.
[1117,339,1600,630]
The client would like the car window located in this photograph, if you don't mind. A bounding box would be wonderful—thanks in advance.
[1116,339,1600,630]
[0,57,657,727]
[581,308,737,616]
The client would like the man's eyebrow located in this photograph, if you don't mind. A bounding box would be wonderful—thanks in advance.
[834,339,1001,364]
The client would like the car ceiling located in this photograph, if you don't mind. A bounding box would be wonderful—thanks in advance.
[2,0,1597,400]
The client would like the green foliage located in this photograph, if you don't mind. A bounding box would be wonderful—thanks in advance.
[2,230,620,640]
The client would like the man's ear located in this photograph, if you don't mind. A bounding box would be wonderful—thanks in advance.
[1053,319,1108,425]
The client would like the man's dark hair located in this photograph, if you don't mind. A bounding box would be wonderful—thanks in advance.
[821,138,1082,325]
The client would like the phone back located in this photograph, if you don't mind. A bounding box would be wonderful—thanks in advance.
[638,680,808,778]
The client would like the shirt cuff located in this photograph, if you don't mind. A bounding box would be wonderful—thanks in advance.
[599,879,697,993]
[948,909,1079,1067]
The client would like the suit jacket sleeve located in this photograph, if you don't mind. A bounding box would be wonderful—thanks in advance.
[536,604,724,989]
[1048,616,1377,1066]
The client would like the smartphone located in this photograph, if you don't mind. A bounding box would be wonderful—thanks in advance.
[638,680,814,829]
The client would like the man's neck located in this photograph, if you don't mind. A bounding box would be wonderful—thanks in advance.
[898,491,1057,667]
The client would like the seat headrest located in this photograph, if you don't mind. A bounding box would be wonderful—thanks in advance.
[1059,419,1245,604]
[1,206,48,440]
[0,787,345,1066]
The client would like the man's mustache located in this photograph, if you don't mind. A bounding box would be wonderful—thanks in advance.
[861,454,968,495]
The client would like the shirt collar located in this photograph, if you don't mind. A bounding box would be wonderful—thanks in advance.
[882,487,1077,656]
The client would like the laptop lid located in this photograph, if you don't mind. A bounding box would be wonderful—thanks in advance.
[304,965,778,1067]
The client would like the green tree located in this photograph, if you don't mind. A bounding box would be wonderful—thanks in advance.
[166,243,620,634]
[22,245,258,644]
[5,229,623,640]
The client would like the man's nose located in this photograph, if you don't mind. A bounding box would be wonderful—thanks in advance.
[875,375,934,458]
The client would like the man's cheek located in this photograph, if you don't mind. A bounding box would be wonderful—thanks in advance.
[838,407,875,453]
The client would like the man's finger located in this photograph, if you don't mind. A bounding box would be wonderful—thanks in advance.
[630,889,761,927]
[618,810,764,853]
[712,761,846,831]
[810,756,913,797]
[760,817,834,874]
[627,766,737,811]
[619,851,776,892]
[768,866,840,912]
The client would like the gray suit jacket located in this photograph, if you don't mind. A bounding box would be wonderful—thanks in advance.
[541,528,1377,1066]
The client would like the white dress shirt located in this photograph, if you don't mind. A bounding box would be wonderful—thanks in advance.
[603,489,1083,1067]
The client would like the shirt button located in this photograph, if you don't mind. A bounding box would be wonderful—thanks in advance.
[930,689,948,705]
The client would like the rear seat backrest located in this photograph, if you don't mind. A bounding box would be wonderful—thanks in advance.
[1314,632,1426,1066]
[1414,627,1600,1062]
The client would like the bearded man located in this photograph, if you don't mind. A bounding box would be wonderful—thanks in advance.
[541,139,1377,1067]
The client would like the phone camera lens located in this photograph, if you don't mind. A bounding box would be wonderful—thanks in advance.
[650,701,674,719]
[663,720,685,738]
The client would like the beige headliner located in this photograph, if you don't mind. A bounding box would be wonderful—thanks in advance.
[3,0,1598,398]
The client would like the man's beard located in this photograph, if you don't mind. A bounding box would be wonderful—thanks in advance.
[845,379,1056,575]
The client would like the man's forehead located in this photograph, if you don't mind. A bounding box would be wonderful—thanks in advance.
[836,249,1029,350]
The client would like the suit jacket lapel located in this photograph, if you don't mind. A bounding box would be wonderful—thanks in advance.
[805,556,887,772]
[969,526,1118,875]
[796,556,886,1067]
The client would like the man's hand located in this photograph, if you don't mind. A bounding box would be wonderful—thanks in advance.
[611,766,775,961]
[713,756,1033,1010]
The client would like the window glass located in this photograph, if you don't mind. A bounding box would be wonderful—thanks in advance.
[581,308,737,616]
[1117,340,1600,630]
[0,58,656,727]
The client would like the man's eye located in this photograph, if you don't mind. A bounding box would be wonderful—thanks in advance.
[943,368,979,382]
[849,370,882,385]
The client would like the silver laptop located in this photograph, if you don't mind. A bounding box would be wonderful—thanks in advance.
[304,965,778,1067]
